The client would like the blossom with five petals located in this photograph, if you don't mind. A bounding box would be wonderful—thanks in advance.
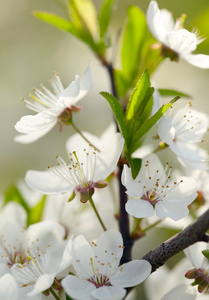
[14,64,93,143]
[61,230,151,300]
[122,154,197,220]
[146,1,209,68]
[25,132,124,203]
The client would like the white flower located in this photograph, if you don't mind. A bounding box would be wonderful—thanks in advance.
[122,154,197,220]
[14,64,93,143]
[61,230,151,300]
[25,132,124,203]
[146,1,209,68]
[0,274,19,300]
[10,221,72,298]
[158,103,209,169]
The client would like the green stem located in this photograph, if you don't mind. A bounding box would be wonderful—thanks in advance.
[143,220,162,232]
[72,122,100,152]
[89,197,107,231]
[49,288,59,300]
[132,218,142,236]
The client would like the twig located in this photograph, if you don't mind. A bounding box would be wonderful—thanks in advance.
[142,208,209,272]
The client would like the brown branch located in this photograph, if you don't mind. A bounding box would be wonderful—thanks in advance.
[142,208,209,273]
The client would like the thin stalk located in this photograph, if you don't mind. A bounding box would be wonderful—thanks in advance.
[142,220,162,232]
[72,122,100,152]
[132,218,142,236]
[49,288,59,300]
[89,196,107,231]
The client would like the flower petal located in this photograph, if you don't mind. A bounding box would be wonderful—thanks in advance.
[165,29,197,54]
[125,199,154,218]
[27,273,55,296]
[72,235,94,279]
[156,201,189,220]
[0,274,19,300]
[121,165,143,197]
[94,133,124,182]
[91,285,126,300]
[162,284,196,300]
[25,169,74,194]
[62,275,95,300]
[183,53,209,69]
[110,260,151,288]
[146,1,169,42]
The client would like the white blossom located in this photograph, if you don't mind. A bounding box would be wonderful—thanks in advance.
[146,1,209,68]
[14,64,92,143]
[158,103,209,169]
[25,132,124,203]
[61,230,151,300]
[122,154,197,220]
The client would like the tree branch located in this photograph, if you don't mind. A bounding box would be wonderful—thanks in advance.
[142,208,209,272]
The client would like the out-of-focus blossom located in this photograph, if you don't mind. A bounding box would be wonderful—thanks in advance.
[62,230,151,300]
[0,273,19,300]
[146,1,209,68]
[14,64,92,143]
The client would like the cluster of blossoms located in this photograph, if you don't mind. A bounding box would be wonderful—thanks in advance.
[2,0,209,299]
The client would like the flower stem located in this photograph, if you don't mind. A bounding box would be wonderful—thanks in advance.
[89,196,107,231]
[49,288,59,300]
[143,220,162,232]
[71,122,100,152]
[132,218,142,236]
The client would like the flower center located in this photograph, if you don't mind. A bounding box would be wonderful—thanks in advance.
[139,160,183,206]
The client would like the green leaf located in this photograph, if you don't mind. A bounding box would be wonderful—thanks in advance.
[127,157,142,179]
[99,0,116,38]
[119,6,147,94]
[130,96,180,153]
[27,195,46,226]
[100,92,127,143]
[4,185,30,214]
[158,89,192,98]
[125,69,154,147]
[202,249,209,260]
[69,0,98,38]
[33,11,73,31]
[33,11,106,55]
[125,69,152,121]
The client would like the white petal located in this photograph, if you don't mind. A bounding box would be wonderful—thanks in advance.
[184,242,206,269]
[121,165,143,197]
[110,260,151,287]
[160,9,175,32]
[28,273,55,296]
[72,235,94,279]
[165,29,197,55]
[14,112,57,143]
[93,230,123,274]
[25,169,74,194]
[162,284,196,300]
[27,220,66,245]
[146,1,169,42]
[0,274,19,300]
[58,63,93,107]
[158,116,175,145]
[91,285,126,300]
[62,275,95,300]
[156,201,189,220]
[125,199,154,218]
[94,133,124,182]
[183,53,209,69]
[57,237,73,274]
